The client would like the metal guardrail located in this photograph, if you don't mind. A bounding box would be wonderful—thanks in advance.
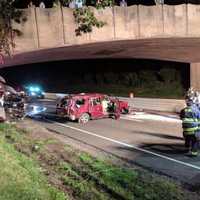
[45,93,185,113]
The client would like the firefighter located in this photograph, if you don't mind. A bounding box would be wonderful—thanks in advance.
[193,91,200,149]
[180,97,200,156]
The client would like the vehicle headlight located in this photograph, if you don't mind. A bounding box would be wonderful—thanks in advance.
[31,92,36,96]
[35,87,40,92]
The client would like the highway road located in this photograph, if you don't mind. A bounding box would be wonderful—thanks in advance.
[28,99,200,187]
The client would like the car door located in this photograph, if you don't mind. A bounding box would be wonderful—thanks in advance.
[89,97,103,118]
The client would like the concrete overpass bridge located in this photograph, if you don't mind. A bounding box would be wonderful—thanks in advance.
[2,4,200,89]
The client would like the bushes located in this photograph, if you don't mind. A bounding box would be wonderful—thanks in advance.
[81,68,182,88]
[138,70,158,86]
[158,67,181,84]
[104,72,119,84]
[57,67,184,98]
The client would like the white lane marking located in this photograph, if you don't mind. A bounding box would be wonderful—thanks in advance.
[45,119,200,171]
[124,113,181,123]
[120,116,143,122]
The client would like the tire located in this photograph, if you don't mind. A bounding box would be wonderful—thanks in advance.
[78,113,90,124]
[122,108,129,114]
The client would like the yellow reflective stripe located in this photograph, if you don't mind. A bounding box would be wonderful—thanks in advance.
[183,118,198,122]
[183,118,194,121]
[184,127,198,131]
[183,131,195,135]
[183,127,198,132]
[191,152,198,156]
[185,108,192,112]
[183,121,198,123]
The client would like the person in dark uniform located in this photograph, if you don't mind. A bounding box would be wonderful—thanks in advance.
[180,97,200,156]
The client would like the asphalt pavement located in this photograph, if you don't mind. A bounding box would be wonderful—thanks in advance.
[28,99,200,187]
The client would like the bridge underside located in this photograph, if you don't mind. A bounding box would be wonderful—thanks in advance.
[2,38,200,90]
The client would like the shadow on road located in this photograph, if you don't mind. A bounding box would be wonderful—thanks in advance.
[27,112,70,124]
[138,143,187,155]
[114,143,187,156]
[133,130,183,141]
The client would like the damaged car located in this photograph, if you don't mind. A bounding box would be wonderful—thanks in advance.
[56,93,129,123]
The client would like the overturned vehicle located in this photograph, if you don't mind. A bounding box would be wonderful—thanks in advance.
[56,93,129,124]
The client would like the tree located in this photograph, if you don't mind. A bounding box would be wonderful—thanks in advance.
[73,0,114,35]
[159,67,177,84]
[0,0,23,56]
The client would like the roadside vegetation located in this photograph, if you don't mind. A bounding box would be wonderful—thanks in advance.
[50,67,186,98]
[0,122,196,200]
[2,62,188,99]
[0,123,67,200]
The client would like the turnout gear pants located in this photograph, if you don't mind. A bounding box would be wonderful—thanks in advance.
[183,132,198,155]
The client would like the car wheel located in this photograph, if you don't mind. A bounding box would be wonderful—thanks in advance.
[122,108,129,114]
[78,113,90,124]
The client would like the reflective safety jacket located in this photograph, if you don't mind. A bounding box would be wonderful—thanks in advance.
[195,104,200,131]
[180,105,200,134]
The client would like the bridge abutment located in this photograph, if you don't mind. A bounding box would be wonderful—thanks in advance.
[190,62,200,90]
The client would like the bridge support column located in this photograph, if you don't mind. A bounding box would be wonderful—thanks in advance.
[190,62,200,90]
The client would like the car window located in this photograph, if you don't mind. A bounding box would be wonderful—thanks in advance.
[76,99,85,107]
[60,98,69,107]
[92,98,101,106]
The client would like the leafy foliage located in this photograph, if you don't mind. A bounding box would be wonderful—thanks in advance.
[0,0,23,55]
[73,7,105,36]
[73,0,114,36]
[159,67,179,83]
[92,0,114,9]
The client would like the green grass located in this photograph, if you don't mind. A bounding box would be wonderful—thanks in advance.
[0,124,67,200]
[78,152,185,200]
[0,124,190,200]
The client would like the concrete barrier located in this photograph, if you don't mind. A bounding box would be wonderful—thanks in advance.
[188,4,200,37]
[90,7,115,41]
[12,4,200,54]
[114,6,138,39]
[45,93,185,113]
[139,5,163,38]
[13,8,38,52]
[36,7,64,48]
[119,97,185,113]
[62,7,90,44]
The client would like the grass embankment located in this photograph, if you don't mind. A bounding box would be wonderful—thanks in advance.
[0,123,67,200]
[0,123,192,200]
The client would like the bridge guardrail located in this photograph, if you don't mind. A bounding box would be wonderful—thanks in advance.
[44,93,185,113]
